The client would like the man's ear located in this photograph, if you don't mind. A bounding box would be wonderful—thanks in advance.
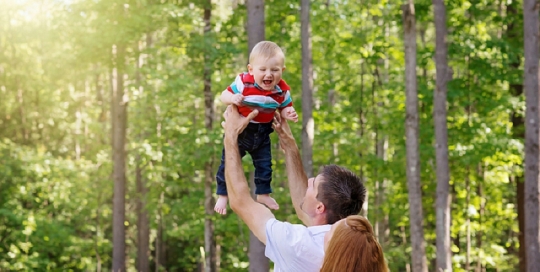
[247,64,253,75]
[316,202,326,214]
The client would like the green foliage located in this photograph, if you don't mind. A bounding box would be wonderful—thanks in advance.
[0,139,111,270]
[0,0,526,270]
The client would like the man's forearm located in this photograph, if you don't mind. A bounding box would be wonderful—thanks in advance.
[224,131,275,244]
[281,133,310,225]
[284,145,308,203]
[223,134,248,205]
[277,124,297,149]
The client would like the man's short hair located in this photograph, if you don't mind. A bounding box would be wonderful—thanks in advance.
[249,41,285,65]
[317,165,366,224]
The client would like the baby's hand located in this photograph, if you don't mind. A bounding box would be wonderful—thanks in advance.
[231,94,244,106]
[281,107,298,123]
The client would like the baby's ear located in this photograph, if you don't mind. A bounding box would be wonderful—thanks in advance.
[247,64,253,75]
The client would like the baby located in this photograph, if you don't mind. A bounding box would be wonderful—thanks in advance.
[214,41,298,215]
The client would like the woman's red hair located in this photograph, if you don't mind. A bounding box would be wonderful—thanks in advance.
[320,215,388,272]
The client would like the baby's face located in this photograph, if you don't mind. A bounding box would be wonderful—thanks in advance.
[248,55,285,91]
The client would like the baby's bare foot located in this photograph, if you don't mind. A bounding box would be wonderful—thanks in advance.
[214,195,228,215]
[257,194,279,210]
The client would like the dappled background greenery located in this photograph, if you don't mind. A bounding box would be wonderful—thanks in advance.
[0,0,525,271]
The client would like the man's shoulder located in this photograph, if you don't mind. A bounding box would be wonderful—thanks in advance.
[307,223,332,235]
[266,218,330,236]
[266,219,330,248]
[265,219,330,272]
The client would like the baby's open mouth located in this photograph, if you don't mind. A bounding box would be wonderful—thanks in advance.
[263,80,272,85]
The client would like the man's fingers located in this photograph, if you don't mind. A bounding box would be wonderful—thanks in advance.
[278,116,290,131]
[224,104,238,119]
[272,117,280,130]
[245,109,259,122]
[223,105,230,119]
[274,111,282,124]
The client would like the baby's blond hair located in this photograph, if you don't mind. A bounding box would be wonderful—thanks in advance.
[249,41,285,65]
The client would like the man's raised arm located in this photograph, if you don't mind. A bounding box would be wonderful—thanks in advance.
[223,105,275,244]
[272,116,312,226]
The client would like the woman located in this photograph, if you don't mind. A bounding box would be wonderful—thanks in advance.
[321,215,388,272]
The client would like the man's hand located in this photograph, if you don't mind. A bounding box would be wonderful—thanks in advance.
[281,106,298,123]
[273,111,296,151]
[223,105,258,137]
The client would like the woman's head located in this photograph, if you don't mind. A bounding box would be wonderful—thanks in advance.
[321,215,388,272]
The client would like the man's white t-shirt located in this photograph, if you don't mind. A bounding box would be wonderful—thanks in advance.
[265,218,331,272]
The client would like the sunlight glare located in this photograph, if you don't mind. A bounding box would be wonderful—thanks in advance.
[11,0,42,24]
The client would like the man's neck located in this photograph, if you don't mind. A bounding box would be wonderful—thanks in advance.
[309,215,328,226]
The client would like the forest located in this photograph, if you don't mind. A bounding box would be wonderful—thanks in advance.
[1,0,539,271]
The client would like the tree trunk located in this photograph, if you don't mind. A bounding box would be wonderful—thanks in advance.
[202,1,217,271]
[523,0,540,270]
[506,2,526,269]
[432,0,452,270]
[247,0,264,52]
[465,169,471,271]
[476,169,485,272]
[135,32,151,272]
[402,4,428,272]
[375,137,389,248]
[136,160,150,272]
[246,0,269,271]
[94,67,106,272]
[517,176,526,272]
[155,191,165,272]
[249,171,270,272]
[401,225,412,272]
[204,163,216,272]
[358,62,368,217]
[371,73,379,226]
[371,65,388,245]
[248,224,269,272]
[112,44,127,272]
[301,0,314,177]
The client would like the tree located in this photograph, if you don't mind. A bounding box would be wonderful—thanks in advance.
[135,33,152,272]
[523,0,540,270]
[301,0,314,178]
[402,3,428,272]
[111,43,128,272]
[432,0,452,270]
[246,0,269,270]
[136,159,150,271]
[202,1,217,271]
[247,0,265,51]
[506,1,525,270]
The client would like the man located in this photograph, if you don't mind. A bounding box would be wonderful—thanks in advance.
[222,105,365,271]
